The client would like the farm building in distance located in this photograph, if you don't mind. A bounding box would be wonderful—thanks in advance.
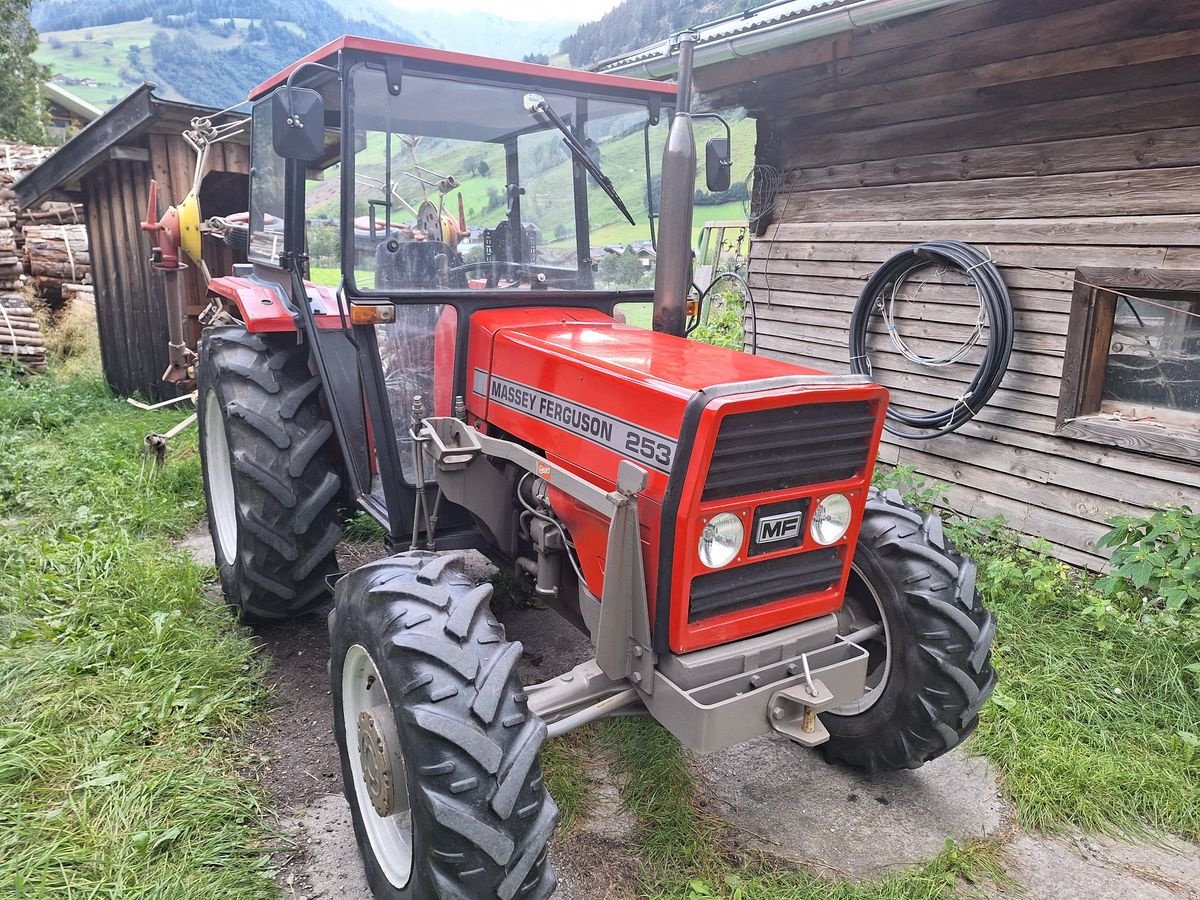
[604,0,1200,568]
[16,85,249,401]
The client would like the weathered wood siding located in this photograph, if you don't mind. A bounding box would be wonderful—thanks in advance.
[83,135,248,400]
[697,0,1200,568]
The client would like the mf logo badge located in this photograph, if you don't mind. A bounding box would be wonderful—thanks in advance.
[756,511,805,544]
[749,498,811,556]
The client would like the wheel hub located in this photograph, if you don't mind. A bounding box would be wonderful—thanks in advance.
[357,705,403,817]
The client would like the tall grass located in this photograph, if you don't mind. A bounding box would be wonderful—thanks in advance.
[0,372,276,898]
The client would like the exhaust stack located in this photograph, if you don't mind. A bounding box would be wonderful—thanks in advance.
[652,31,698,337]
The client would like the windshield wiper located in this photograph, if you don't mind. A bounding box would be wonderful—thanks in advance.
[523,93,636,226]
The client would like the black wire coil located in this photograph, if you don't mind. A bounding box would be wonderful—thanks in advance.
[849,241,1015,441]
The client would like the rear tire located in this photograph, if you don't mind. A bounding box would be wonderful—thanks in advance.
[820,488,996,772]
[196,326,343,622]
[329,553,559,900]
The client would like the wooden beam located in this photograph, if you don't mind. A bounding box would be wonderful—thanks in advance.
[108,145,151,162]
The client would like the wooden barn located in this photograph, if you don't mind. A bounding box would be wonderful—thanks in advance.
[15,85,249,401]
[604,0,1200,568]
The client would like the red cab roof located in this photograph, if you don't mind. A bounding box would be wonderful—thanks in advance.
[250,35,679,101]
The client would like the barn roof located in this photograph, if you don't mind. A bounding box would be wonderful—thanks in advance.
[593,0,965,79]
[14,85,244,209]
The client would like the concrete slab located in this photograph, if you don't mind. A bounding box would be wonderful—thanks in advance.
[697,733,1008,879]
[995,833,1200,900]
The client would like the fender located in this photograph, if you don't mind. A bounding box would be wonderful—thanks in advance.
[207,274,344,332]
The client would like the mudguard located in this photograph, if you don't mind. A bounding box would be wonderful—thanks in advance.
[207,274,343,332]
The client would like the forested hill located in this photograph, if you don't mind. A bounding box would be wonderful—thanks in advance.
[559,0,744,67]
[32,0,420,109]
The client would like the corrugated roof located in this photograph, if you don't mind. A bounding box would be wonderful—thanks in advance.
[593,0,855,71]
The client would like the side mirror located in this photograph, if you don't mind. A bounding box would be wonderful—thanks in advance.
[271,86,326,162]
[705,137,731,193]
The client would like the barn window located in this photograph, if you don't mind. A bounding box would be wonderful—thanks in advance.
[1057,267,1200,462]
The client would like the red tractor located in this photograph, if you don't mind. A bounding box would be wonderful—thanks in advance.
[152,33,995,900]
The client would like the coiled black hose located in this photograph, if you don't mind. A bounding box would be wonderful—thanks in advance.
[849,241,1014,440]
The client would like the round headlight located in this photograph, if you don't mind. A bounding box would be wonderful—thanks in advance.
[698,513,744,569]
[811,493,852,545]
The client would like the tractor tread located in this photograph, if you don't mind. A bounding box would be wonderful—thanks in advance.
[331,554,558,900]
[822,487,996,773]
[197,326,342,623]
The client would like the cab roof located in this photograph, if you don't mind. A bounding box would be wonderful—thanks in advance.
[249,35,680,102]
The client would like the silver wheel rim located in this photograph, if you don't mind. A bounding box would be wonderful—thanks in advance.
[342,644,413,889]
[203,390,238,565]
[828,562,892,716]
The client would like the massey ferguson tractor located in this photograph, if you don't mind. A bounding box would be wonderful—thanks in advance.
[144,33,996,900]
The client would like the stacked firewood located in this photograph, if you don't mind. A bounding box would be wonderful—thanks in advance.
[0,141,84,373]
[22,223,90,304]
[0,290,45,373]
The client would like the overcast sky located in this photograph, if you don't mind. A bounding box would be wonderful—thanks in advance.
[389,0,625,22]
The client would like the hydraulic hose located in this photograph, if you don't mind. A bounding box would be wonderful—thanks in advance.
[849,241,1014,440]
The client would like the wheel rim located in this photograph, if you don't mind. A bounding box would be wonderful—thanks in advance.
[342,644,413,889]
[203,390,238,565]
[827,562,892,716]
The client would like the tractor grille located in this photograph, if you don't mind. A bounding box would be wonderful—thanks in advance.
[702,401,875,501]
[688,547,842,622]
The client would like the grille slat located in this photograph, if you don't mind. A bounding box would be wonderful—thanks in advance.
[702,401,875,501]
[689,548,842,622]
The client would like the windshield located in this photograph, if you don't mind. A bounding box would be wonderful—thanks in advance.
[342,63,668,294]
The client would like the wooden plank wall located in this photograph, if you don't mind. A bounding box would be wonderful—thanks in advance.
[83,132,249,401]
[698,0,1200,568]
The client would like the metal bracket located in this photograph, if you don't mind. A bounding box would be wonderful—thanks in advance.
[385,58,403,96]
[596,461,656,692]
[768,678,837,748]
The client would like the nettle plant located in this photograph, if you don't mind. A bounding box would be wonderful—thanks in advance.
[1097,506,1200,615]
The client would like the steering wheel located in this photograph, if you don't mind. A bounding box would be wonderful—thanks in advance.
[444,260,523,288]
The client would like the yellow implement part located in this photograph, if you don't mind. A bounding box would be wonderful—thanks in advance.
[178,189,202,265]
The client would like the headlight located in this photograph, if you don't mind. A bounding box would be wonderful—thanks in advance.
[698,513,743,568]
[810,493,852,545]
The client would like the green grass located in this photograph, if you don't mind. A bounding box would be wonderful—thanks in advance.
[0,371,275,898]
[952,523,1200,842]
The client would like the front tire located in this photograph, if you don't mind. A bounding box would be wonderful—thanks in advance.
[820,488,997,772]
[197,326,343,622]
[330,553,559,900]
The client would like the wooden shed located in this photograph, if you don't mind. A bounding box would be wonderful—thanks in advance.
[16,85,249,401]
[604,0,1200,568]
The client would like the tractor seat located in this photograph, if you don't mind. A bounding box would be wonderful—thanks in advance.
[374,238,464,291]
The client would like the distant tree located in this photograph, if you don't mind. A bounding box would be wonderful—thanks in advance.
[476,159,490,178]
[522,52,549,65]
[597,246,646,289]
[48,35,63,50]
[102,55,111,65]
[0,0,50,143]
[71,43,83,58]
[84,30,93,40]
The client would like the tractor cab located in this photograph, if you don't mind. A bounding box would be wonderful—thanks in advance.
[230,38,685,536]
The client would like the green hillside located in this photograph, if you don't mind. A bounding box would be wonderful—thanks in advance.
[32,0,421,109]
[36,19,241,108]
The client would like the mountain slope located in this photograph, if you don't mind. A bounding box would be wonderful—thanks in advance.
[559,0,744,67]
[327,2,579,59]
[32,0,421,109]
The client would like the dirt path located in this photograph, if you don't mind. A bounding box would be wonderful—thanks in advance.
[179,525,1200,899]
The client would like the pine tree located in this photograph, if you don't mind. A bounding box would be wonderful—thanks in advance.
[0,0,49,143]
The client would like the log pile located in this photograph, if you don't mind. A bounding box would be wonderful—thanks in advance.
[23,223,90,304]
[0,291,45,373]
[0,140,86,374]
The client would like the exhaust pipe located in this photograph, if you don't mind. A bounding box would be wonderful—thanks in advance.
[652,30,697,338]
